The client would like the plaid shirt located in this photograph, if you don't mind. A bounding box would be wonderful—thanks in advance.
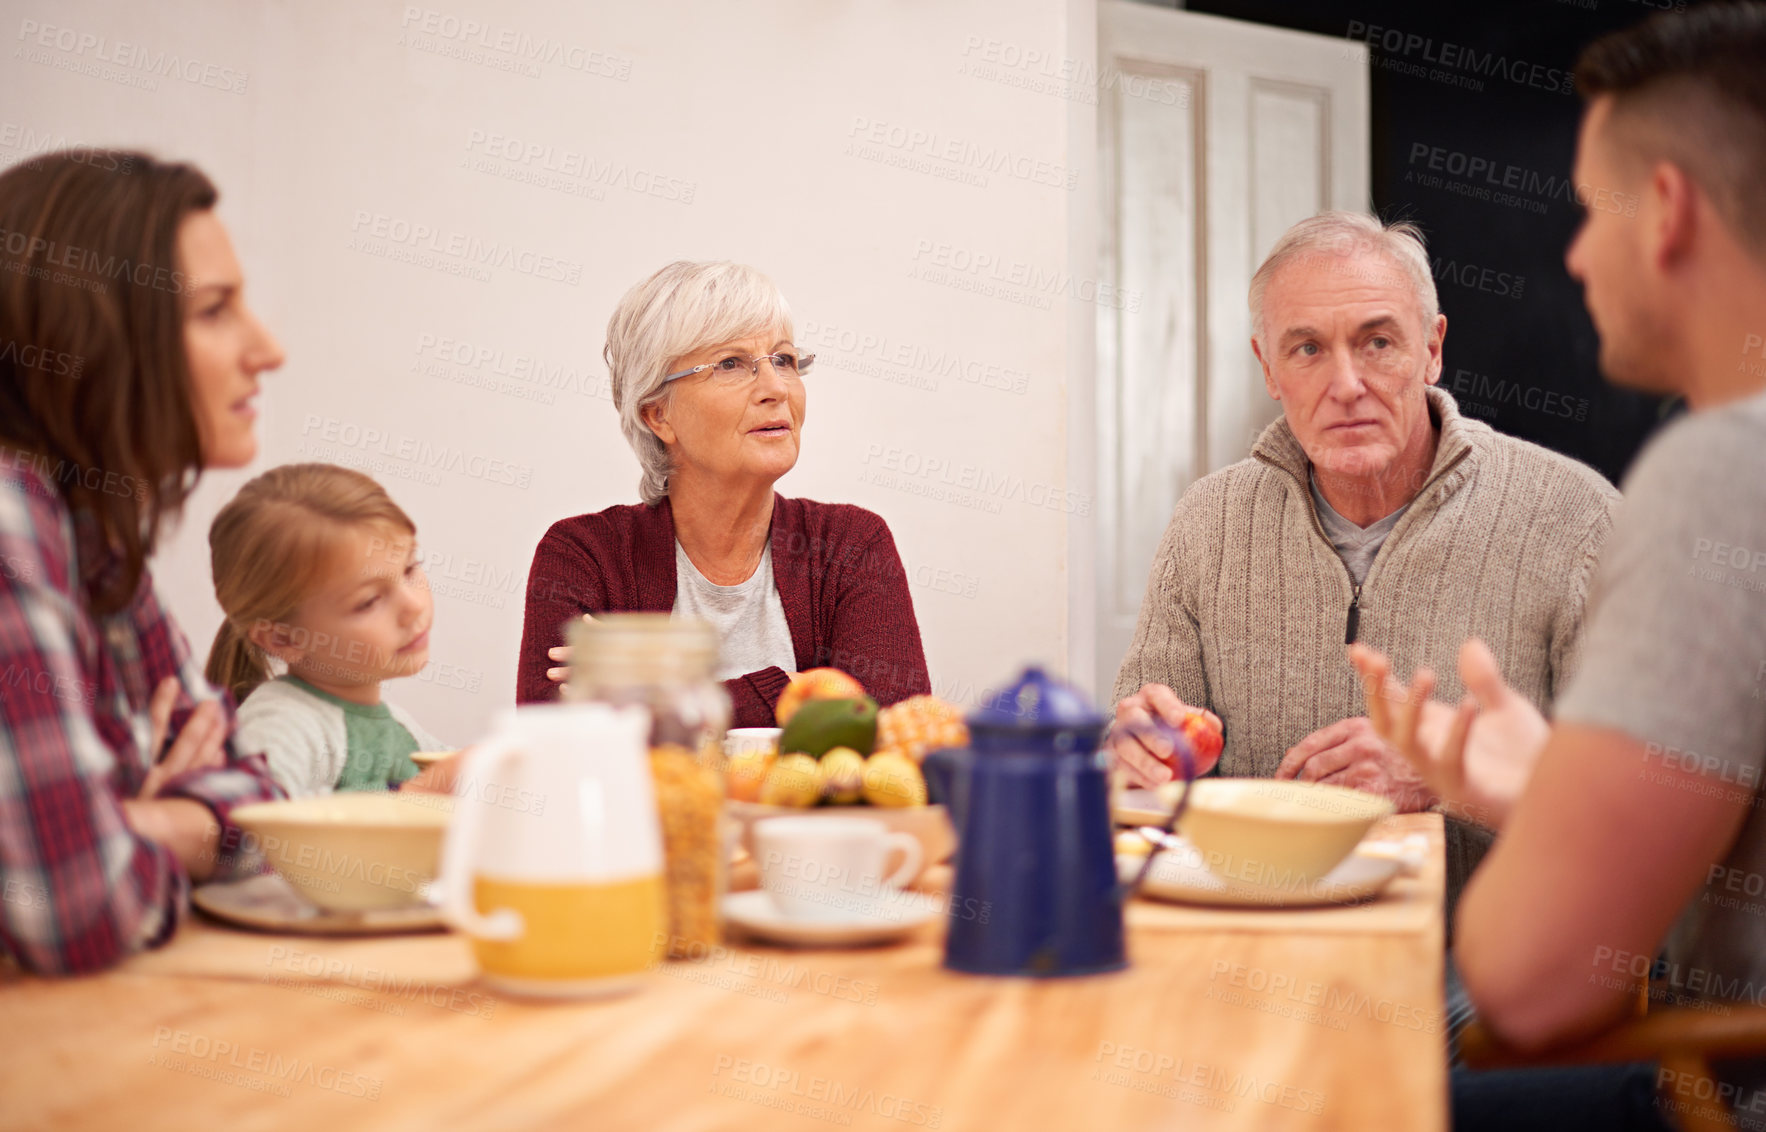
[0,460,284,974]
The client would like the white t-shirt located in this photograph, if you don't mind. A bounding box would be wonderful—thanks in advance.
[671,540,796,681]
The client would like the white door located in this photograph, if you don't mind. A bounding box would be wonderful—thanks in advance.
[1088,2,1369,699]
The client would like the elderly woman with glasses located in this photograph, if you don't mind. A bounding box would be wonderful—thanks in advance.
[515,261,931,725]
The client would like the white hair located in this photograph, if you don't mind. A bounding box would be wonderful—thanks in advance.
[1247,211,1439,348]
[604,261,794,504]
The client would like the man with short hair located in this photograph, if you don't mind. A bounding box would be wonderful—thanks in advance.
[1109,210,1619,914]
[1355,4,1766,1127]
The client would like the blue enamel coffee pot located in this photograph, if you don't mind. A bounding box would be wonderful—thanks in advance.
[923,666,1128,977]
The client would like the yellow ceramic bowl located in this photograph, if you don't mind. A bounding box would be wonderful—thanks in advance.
[725,801,956,884]
[1160,778,1395,892]
[231,792,454,912]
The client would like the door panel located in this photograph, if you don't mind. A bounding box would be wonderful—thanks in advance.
[1092,2,1368,698]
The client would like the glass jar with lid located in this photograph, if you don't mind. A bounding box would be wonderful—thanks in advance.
[567,614,729,957]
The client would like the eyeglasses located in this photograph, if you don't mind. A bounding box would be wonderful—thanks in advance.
[663,349,816,386]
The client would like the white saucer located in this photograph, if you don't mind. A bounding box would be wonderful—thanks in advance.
[192,872,446,936]
[1118,833,1427,909]
[1113,787,1173,828]
[409,749,457,768]
[721,889,941,947]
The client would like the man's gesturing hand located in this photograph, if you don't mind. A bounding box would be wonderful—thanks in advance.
[1349,639,1548,830]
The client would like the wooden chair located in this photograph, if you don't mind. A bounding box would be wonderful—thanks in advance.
[1459,999,1766,1132]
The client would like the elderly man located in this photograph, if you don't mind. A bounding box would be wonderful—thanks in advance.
[1109,210,1619,909]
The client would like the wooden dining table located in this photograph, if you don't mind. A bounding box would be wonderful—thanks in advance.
[0,812,1447,1131]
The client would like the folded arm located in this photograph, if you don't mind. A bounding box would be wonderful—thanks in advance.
[0,557,278,973]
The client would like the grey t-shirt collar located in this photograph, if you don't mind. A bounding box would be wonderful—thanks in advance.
[1310,471,1409,586]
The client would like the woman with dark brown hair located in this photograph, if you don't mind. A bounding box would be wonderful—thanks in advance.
[0,149,286,973]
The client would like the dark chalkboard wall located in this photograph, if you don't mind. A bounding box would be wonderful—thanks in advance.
[1183,0,1693,485]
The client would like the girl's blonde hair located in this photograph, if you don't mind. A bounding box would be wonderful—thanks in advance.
[205,463,416,703]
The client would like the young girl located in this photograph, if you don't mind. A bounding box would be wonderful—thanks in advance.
[206,463,449,797]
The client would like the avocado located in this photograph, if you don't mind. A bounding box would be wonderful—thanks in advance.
[777,697,878,759]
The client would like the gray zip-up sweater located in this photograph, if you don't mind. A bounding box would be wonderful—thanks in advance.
[1113,386,1621,918]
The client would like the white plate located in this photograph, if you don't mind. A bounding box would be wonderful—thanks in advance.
[721,889,942,947]
[192,872,446,936]
[1113,787,1172,828]
[1118,833,1427,909]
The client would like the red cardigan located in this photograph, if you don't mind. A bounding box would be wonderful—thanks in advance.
[516,495,931,727]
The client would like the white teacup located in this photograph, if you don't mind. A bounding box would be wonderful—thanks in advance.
[753,816,922,921]
[725,727,782,759]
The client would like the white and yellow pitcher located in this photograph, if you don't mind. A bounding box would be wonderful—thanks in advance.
[440,702,665,997]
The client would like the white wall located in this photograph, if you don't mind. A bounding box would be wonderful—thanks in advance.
[2,0,1105,743]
